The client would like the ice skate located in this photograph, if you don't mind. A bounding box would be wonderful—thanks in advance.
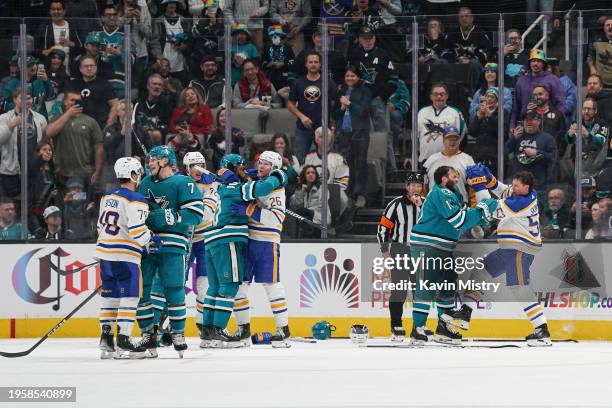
[196,322,203,339]
[409,326,432,345]
[99,324,115,359]
[271,325,291,348]
[440,305,472,330]
[526,323,552,347]
[138,326,159,358]
[390,325,406,342]
[210,327,243,348]
[234,323,252,347]
[115,334,146,359]
[200,325,214,348]
[434,319,462,345]
[171,332,188,358]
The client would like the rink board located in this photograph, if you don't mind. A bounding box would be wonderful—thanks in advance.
[1,242,611,339]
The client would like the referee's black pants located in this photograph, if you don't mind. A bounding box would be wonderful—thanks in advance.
[388,242,413,328]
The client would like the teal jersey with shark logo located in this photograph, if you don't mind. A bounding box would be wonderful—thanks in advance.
[139,173,204,254]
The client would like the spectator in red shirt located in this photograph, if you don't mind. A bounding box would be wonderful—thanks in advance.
[168,86,212,153]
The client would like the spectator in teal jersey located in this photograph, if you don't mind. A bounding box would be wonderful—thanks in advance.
[0,198,30,240]
[230,24,259,87]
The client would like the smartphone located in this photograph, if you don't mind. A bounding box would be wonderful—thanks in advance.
[37,63,45,71]
[73,192,87,201]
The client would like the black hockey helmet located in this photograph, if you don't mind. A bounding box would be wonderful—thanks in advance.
[406,171,426,185]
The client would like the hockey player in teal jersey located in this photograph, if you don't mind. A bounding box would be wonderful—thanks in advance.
[409,164,498,345]
[200,154,288,348]
[135,145,204,358]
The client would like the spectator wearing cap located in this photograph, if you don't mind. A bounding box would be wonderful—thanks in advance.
[67,56,118,129]
[0,89,47,198]
[35,0,85,75]
[34,205,74,240]
[587,17,612,90]
[62,177,95,240]
[289,26,347,86]
[333,65,372,208]
[416,82,466,166]
[548,58,576,128]
[44,47,70,99]
[585,74,612,128]
[423,127,475,204]
[70,32,115,81]
[222,0,268,54]
[45,90,104,190]
[506,109,558,195]
[261,25,295,100]
[188,55,225,109]
[2,55,55,119]
[232,60,281,133]
[528,84,566,157]
[132,73,171,154]
[151,0,192,86]
[512,49,566,127]
[469,63,512,120]
[230,24,260,86]
[287,51,337,162]
[503,28,530,90]
[0,197,30,240]
[468,87,507,172]
[348,25,402,173]
[270,0,312,56]
[565,97,610,177]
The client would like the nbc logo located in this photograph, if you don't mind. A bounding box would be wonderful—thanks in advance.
[300,248,359,308]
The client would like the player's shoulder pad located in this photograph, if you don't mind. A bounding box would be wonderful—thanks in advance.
[504,190,537,213]
[121,188,147,204]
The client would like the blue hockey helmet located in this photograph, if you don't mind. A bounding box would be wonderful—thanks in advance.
[311,321,336,340]
[147,145,177,167]
[219,153,247,172]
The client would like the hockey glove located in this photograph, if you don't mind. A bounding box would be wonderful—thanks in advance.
[269,168,288,187]
[145,235,162,254]
[480,164,498,189]
[246,168,259,180]
[147,208,182,229]
[231,201,262,221]
[476,198,498,222]
[217,168,240,184]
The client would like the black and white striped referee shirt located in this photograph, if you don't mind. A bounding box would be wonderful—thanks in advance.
[377,195,421,253]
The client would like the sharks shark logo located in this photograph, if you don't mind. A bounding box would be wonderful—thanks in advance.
[147,189,169,209]
[423,119,446,142]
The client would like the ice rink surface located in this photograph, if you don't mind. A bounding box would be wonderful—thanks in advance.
[0,338,611,408]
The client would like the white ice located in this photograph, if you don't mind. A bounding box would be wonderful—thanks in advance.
[0,338,611,408]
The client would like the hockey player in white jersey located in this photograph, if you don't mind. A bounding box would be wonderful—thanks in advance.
[447,164,551,346]
[231,151,291,347]
[96,157,151,359]
[182,152,216,343]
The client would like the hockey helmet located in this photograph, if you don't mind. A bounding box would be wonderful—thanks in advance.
[349,324,369,344]
[258,150,283,170]
[219,153,247,172]
[114,157,143,182]
[406,171,426,185]
[147,145,177,167]
[311,321,336,340]
[183,151,206,175]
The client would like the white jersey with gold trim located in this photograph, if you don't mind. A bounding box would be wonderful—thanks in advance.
[248,187,286,243]
[192,173,216,242]
[95,187,151,263]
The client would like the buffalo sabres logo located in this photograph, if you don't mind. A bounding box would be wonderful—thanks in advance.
[323,1,346,16]
[147,189,169,209]
[423,119,446,142]
[304,85,321,102]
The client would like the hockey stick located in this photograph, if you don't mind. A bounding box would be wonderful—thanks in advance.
[290,337,318,344]
[0,286,102,358]
[196,166,327,231]
[362,343,521,349]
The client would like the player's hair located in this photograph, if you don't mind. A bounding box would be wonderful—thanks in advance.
[433,165,453,185]
[513,171,535,191]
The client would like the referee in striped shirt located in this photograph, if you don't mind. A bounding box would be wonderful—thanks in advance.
[377,171,425,341]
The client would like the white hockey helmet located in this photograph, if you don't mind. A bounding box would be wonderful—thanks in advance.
[258,150,282,170]
[349,324,369,344]
[114,157,143,183]
[183,151,206,176]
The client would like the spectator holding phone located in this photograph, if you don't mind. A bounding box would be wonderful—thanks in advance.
[2,56,55,119]
[168,86,212,154]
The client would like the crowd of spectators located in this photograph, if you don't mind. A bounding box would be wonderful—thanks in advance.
[0,0,611,240]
